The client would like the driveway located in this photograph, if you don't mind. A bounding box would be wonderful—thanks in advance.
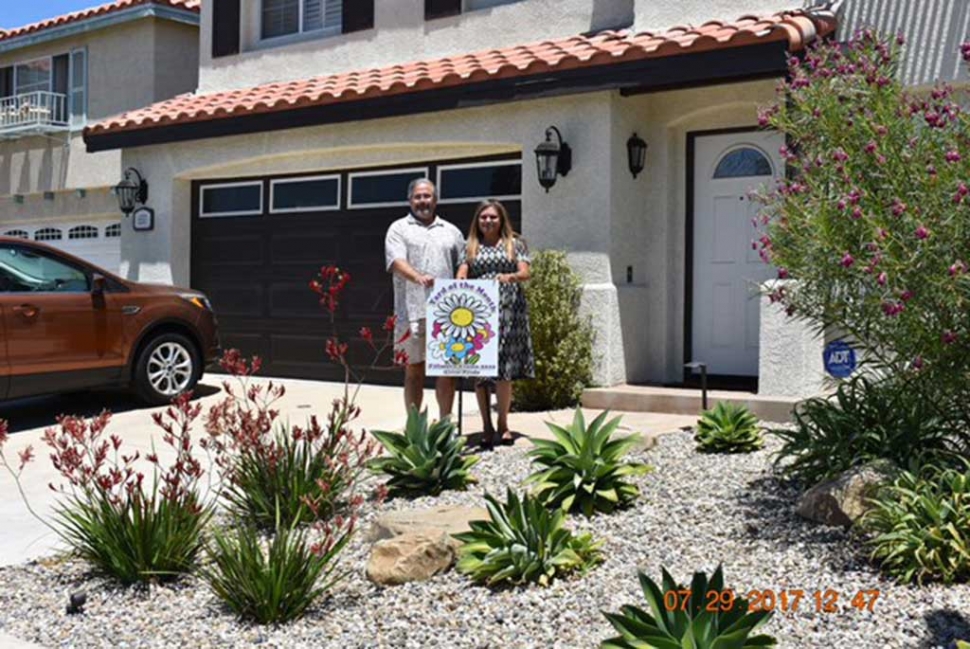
[0,374,696,567]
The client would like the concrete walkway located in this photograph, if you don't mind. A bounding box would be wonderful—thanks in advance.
[0,375,695,569]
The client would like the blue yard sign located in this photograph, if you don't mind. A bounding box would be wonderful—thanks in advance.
[824,340,857,378]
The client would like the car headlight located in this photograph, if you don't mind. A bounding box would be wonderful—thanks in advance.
[179,293,212,311]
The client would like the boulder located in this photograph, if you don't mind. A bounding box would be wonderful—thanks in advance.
[366,505,488,548]
[796,460,899,527]
[365,532,455,586]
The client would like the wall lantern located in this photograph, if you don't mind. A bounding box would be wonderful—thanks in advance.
[534,126,572,192]
[627,132,647,179]
[113,167,148,216]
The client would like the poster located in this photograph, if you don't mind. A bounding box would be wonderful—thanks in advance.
[426,279,500,377]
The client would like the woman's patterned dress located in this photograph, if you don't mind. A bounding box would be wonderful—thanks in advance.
[461,238,535,380]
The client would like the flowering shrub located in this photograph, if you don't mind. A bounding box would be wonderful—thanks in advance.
[0,396,210,585]
[756,32,970,440]
[204,351,378,529]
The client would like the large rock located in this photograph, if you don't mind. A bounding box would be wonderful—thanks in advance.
[365,532,455,586]
[796,460,899,527]
[366,505,488,548]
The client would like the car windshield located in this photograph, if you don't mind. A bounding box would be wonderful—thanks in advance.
[0,246,89,292]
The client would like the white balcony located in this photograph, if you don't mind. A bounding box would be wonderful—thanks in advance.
[0,91,69,139]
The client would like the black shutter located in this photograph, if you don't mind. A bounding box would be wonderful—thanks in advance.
[342,0,374,33]
[425,0,461,20]
[0,67,11,98]
[212,0,241,58]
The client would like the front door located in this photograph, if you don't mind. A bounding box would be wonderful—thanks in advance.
[691,130,783,378]
[0,243,125,398]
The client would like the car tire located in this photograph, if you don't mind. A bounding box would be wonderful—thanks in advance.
[134,333,201,406]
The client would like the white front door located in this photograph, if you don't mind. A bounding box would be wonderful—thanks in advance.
[691,130,783,377]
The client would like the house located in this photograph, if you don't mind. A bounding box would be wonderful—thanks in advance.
[0,0,200,271]
[81,0,958,394]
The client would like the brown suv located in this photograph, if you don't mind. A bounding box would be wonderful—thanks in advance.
[0,236,219,405]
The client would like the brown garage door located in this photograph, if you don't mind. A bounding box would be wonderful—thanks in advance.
[191,156,522,383]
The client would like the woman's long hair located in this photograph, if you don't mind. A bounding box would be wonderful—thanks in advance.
[465,200,516,263]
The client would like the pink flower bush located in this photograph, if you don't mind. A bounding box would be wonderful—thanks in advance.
[755,30,970,415]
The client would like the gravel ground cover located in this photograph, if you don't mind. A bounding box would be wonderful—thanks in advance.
[0,430,968,648]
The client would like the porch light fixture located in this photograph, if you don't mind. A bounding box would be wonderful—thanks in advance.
[627,132,647,179]
[534,126,572,192]
[113,167,148,216]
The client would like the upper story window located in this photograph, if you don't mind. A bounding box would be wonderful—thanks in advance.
[261,0,342,41]
[0,49,86,131]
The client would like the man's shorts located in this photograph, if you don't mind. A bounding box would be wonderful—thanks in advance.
[397,319,426,365]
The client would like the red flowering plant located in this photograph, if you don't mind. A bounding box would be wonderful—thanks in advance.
[755,31,970,444]
[0,395,211,585]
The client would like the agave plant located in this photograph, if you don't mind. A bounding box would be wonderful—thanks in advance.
[454,488,602,587]
[602,565,776,649]
[525,408,651,517]
[369,406,478,497]
[694,402,764,454]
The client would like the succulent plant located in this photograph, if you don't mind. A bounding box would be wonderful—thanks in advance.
[525,408,651,517]
[369,406,478,497]
[694,402,764,454]
[862,463,970,585]
[602,565,776,649]
[454,488,602,587]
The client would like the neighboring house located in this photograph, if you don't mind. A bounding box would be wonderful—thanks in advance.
[0,0,199,271]
[81,0,960,393]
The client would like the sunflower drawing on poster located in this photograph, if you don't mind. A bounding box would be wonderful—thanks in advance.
[426,279,500,377]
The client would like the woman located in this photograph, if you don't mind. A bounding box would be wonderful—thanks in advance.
[456,200,535,448]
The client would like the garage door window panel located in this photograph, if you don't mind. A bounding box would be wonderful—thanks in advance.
[69,225,99,240]
[34,227,63,241]
[3,230,29,239]
[200,182,264,217]
[270,175,340,213]
[348,168,428,209]
[437,161,522,203]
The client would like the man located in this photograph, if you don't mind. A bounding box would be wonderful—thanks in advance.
[385,179,465,418]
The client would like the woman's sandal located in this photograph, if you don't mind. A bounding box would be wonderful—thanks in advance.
[498,430,515,446]
[480,429,497,451]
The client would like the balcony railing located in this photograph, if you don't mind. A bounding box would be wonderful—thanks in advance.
[0,91,69,138]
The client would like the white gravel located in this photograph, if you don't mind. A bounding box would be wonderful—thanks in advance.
[0,430,968,648]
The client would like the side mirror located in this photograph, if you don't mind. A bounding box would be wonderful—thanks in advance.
[92,273,106,297]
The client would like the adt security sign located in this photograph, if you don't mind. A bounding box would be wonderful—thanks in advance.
[824,340,857,378]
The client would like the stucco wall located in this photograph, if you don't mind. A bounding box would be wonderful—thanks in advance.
[758,280,827,398]
[199,0,635,93]
[634,0,798,32]
[0,186,117,229]
[153,19,201,103]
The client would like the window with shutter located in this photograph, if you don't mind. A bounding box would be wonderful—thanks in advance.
[261,0,346,40]
[212,0,241,57]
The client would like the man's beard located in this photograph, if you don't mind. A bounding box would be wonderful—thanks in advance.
[413,206,434,220]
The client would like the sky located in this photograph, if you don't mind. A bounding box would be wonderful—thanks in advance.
[2,0,107,29]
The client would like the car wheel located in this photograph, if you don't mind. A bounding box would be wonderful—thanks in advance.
[134,333,200,405]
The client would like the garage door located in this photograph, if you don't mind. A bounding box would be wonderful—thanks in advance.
[192,156,522,382]
[2,221,122,273]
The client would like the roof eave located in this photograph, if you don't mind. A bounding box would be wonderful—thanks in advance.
[0,4,199,55]
[84,40,792,153]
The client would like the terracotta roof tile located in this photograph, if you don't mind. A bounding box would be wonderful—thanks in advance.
[1,0,200,43]
[85,7,834,139]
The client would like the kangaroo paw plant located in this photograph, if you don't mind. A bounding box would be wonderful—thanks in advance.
[602,565,776,649]
[454,488,602,587]
[694,402,764,454]
[370,406,479,497]
[525,408,651,517]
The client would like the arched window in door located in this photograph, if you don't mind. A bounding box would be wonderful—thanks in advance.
[713,146,773,179]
